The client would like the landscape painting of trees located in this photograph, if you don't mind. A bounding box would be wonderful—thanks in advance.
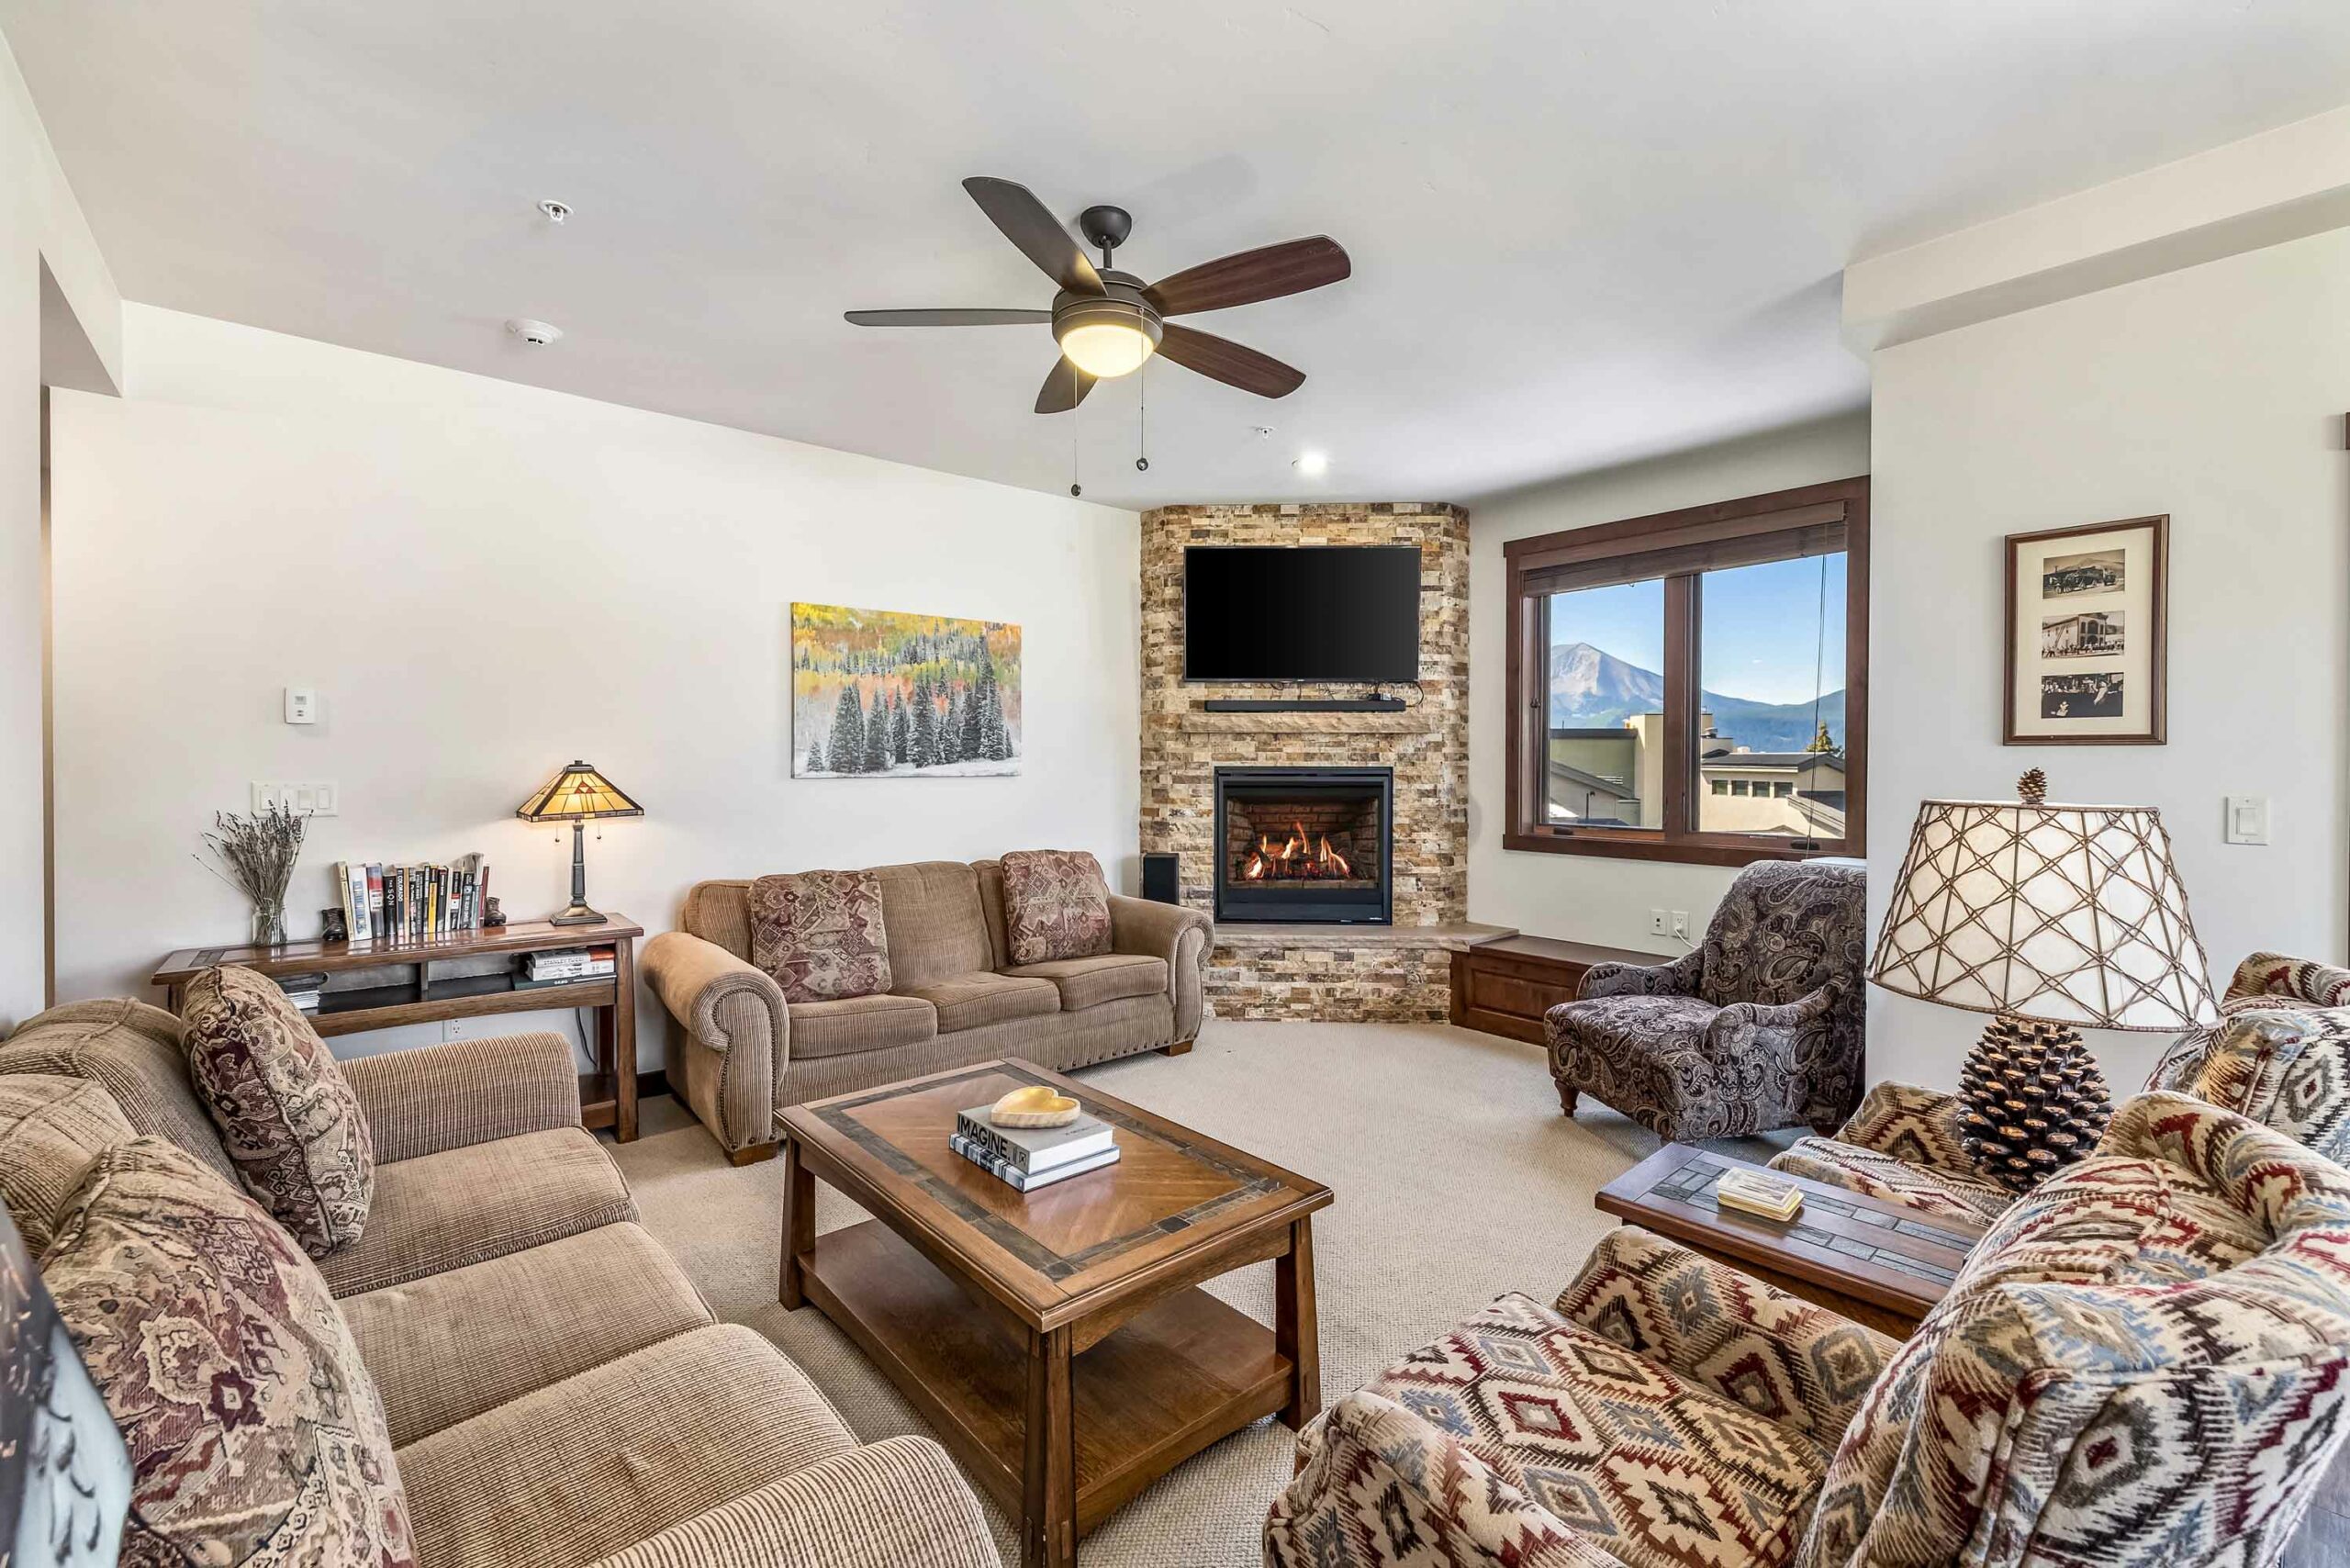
[791,602,1021,778]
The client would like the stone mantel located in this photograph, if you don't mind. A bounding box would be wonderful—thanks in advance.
[1140,502,1470,1023]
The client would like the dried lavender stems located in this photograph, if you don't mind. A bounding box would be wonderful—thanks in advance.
[196,805,308,939]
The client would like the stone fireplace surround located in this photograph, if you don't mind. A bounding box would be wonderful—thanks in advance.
[1140,503,1502,1023]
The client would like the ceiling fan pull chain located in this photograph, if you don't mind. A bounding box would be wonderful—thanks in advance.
[1136,363,1150,473]
[1069,397,1082,498]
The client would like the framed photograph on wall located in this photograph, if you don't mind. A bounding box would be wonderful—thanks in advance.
[2003,515,2167,745]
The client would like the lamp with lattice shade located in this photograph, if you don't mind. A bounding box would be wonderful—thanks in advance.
[1869,771,2216,1191]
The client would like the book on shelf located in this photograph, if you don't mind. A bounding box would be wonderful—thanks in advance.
[521,946,618,981]
[1716,1168,1804,1222]
[328,853,491,945]
[949,1133,1120,1193]
[273,970,328,1014]
[954,1104,1115,1174]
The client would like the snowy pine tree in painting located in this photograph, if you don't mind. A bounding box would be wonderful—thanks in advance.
[828,686,865,775]
[911,673,939,768]
[791,603,1022,778]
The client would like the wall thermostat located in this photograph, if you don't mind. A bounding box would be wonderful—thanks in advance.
[284,686,317,725]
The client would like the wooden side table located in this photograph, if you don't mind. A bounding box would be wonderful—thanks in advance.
[1596,1143,1990,1338]
[152,915,643,1142]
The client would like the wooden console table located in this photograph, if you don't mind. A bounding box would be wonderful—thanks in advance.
[151,914,642,1142]
[1449,934,1677,1044]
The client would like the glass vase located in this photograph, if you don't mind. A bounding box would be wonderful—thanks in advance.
[250,898,287,948]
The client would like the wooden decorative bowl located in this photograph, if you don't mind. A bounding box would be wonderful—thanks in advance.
[990,1085,1080,1128]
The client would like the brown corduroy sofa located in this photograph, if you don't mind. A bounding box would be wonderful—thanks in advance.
[0,997,1002,1568]
[642,859,1214,1159]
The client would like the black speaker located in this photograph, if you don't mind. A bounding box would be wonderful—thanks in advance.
[1141,853,1181,905]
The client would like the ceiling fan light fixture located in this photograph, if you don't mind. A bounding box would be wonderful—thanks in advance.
[1053,296,1161,379]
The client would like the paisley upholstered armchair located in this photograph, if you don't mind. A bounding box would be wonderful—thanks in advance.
[1546,858,1866,1140]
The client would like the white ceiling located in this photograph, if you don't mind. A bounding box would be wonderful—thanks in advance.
[8,2,2349,510]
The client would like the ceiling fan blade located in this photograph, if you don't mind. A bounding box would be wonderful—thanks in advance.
[845,308,1051,326]
[1155,324,1305,398]
[964,177,1103,297]
[1144,236,1350,317]
[1035,357,1096,414]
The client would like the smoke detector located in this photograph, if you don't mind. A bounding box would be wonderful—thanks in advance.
[506,318,564,347]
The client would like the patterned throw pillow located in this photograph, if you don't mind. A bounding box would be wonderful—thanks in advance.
[1001,850,1113,966]
[2181,1006,2350,1161]
[748,869,893,1002]
[46,1137,416,1568]
[180,966,374,1258]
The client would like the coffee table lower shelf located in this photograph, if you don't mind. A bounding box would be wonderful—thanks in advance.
[797,1218,1294,1540]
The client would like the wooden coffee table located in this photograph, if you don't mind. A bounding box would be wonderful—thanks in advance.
[777,1058,1333,1568]
[1596,1144,1991,1338]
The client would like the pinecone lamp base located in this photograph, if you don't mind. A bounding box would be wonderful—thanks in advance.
[1957,1014,2114,1194]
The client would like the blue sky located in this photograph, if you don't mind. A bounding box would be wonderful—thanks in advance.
[1550,553,1847,706]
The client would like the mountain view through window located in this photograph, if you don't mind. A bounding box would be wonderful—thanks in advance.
[1545,553,1846,836]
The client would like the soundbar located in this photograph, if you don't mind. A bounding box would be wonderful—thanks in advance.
[1201,697,1408,713]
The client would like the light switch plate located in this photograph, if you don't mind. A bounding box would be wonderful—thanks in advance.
[252,781,339,817]
[2224,795,2268,846]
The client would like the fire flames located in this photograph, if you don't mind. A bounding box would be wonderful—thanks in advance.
[1242,823,1354,881]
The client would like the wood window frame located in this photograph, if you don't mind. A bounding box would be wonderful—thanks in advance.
[1503,476,1869,868]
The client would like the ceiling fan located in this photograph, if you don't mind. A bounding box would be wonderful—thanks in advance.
[845,177,1350,413]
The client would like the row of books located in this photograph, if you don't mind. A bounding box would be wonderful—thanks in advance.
[951,1103,1120,1193]
[333,855,491,944]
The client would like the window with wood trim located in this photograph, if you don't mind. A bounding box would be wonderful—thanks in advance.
[1503,476,1868,867]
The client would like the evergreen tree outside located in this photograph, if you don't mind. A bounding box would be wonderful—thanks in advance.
[828,686,865,774]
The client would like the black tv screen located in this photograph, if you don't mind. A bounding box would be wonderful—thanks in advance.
[1183,544,1421,683]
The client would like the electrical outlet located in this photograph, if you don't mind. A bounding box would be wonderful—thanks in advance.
[442,1018,473,1042]
[1671,911,1691,941]
[1648,909,1669,936]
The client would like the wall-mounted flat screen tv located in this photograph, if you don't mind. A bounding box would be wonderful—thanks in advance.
[1183,544,1421,683]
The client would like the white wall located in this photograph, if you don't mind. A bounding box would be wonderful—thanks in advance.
[1465,413,1872,949]
[1867,226,2350,1092]
[49,306,1141,1063]
[0,31,117,1031]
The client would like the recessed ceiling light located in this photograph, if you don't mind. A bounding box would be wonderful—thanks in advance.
[537,198,572,224]
[1293,451,1330,476]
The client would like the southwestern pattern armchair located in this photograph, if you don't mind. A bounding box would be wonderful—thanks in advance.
[1774,948,2350,1224]
[1266,1092,2350,1568]
[1547,858,1866,1140]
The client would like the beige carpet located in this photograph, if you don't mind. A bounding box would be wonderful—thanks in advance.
[612,1020,1791,1567]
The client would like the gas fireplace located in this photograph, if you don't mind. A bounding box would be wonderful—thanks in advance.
[1214,767,1393,924]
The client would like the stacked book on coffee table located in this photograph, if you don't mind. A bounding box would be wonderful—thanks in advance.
[951,1104,1121,1193]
